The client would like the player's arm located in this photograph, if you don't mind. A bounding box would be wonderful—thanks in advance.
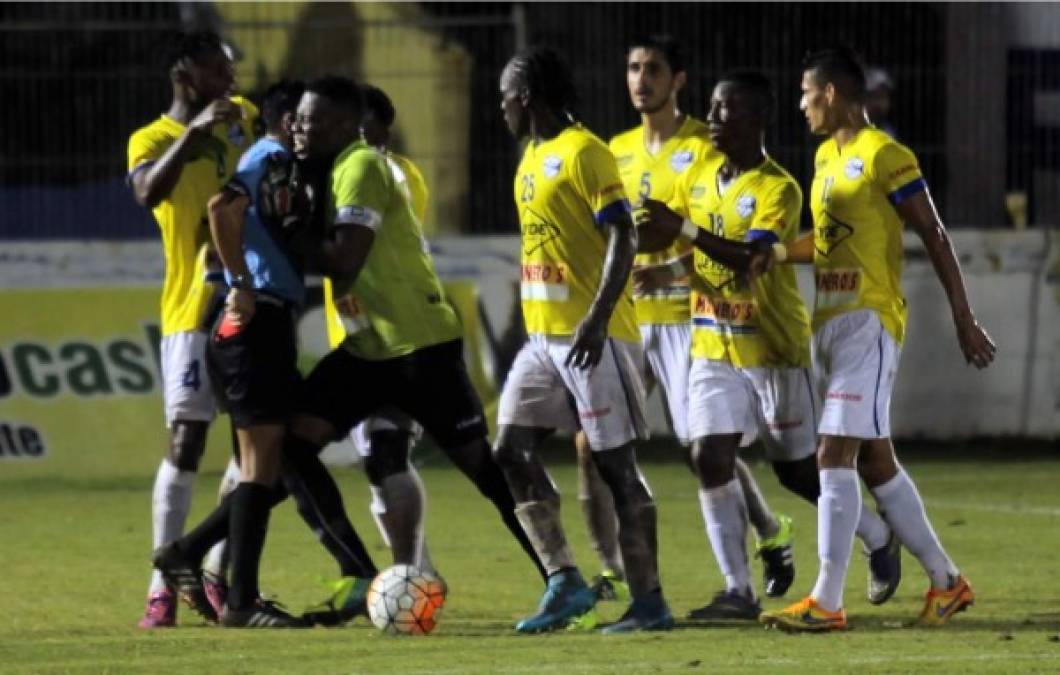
[568,207,638,370]
[130,99,241,208]
[898,190,997,369]
[633,252,692,293]
[776,232,815,264]
[207,188,254,326]
[640,198,771,274]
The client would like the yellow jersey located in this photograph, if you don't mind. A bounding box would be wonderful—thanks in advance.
[810,126,925,344]
[672,156,811,368]
[610,116,719,325]
[127,97,258,336]
[323,150,432,349]
[515,124,638,342]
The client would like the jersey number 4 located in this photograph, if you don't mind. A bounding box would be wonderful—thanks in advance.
[181,360,201,391]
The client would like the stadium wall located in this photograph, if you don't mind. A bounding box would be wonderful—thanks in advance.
[1,232,1056,477]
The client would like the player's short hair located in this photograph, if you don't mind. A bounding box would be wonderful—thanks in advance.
[627,34,685,75]
[506,46,579,119]
[161,30,226,72]
[361,85,396,129]
[305,75,363,120]
[802,46,867,101]
[261,79,305,131]
[718,69,775,119]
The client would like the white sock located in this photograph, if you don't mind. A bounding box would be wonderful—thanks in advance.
[369,469,428,570]
[855,505,891,552]
[148,459,196,593]
[698,479,752,596]
[202,458,242,578]
[810,468,861,612]
[872,469,958,589]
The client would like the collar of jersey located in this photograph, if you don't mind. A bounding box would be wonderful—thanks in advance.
[715,155,773,200]
[635,114,700,164]
[335,139,371,163]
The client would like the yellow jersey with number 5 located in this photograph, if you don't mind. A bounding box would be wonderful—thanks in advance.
[127,97,258,336]
[810,127,926,344]
[514,124,638,342]
[610,116,719,325]
[671,156,810,368]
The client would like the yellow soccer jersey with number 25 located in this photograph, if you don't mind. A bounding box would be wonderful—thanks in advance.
[671,156,811,368]
[515,124,638,343]
[610,116,718,325]
[811,126,926,344]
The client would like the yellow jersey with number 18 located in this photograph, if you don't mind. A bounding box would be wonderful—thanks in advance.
[671,156,810,369]
[610,116,719,325]
[515,124,638,343]
[810,126,926,344]
[126,97,258,336]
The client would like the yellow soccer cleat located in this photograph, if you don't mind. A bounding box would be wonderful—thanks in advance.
[916,575,974,627]
[759,596,848,633]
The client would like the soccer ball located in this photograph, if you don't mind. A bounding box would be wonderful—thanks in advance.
[366,565,446,635]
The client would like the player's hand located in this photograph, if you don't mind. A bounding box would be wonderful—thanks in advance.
[746,239,776,280]
[954,314,996,369]
[224,287,256,327]
[566,312,608,370]
[633,263,675,293]
[639,198,682,238]
[189,98,241,135]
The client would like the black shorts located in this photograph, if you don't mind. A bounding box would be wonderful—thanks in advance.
[207,300,302,428]
[300,339,487,450]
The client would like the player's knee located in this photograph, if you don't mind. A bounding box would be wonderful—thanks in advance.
[574,431,593,466]
[772,456,820,504]
[690,438,737,486]
[591,444,650,508]
[168,420,209,471]
[817,435,859,468]
[491,426,536,471]
[363,430,412,486]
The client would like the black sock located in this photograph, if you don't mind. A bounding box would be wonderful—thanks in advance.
[227,482,275,610]
[179,484,287,563]
[283,434,378,579]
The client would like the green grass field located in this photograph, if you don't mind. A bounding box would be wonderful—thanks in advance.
[3,444,1060,674]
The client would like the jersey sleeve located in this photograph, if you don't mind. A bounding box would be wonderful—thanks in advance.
[747,180,802,244]
[225,147,267,203]
[873,141,926,206]
[126,127,170,178]
[331,153,390,231]
[569,141,630,226]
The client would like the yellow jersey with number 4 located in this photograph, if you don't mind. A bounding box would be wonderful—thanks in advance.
[514,124,638,342]
[810,126,926,344]
[610,116,719,325]
[671,156,810,368]
[127,97,258,336]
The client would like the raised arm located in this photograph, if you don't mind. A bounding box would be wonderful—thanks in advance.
[898,189,996,369]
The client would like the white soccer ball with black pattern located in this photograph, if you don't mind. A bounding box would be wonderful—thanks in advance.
[366,564,446,635]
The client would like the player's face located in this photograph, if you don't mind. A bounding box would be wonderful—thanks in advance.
[360,111,388,148]
[800,70,831,136]
[626,48,679,115]
[292,92,343,161]
[499,63,529,138]
[706,82,757,155]
[184,48,235,103]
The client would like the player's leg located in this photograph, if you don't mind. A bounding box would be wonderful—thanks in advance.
[202,449,241,615]
[558,337,671,633]
[575,429,625,599]
[140,331,215,628]
[359,416,423,567]
[861,437,971,624]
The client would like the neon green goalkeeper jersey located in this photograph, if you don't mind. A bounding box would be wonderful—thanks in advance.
[327,140,461,360]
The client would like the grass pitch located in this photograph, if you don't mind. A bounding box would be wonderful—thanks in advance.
[3,443,1060,673]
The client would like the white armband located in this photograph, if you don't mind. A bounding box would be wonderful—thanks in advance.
[679,219,699,242]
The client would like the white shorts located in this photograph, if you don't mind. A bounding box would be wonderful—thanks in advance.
[350,407,423,458]
[688,358,817,462]
[639,323,691,444]
[813,309,900,439]
[497,334,649,451]
[160,331,217,427]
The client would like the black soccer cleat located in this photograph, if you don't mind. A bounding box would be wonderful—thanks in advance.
[866,532,902,605]
[152,542,217,623]
[221,598,310,628]
[686,589,762,621]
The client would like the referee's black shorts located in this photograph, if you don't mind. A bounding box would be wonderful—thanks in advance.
[207,300,302,428]
[300,339,487,450]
